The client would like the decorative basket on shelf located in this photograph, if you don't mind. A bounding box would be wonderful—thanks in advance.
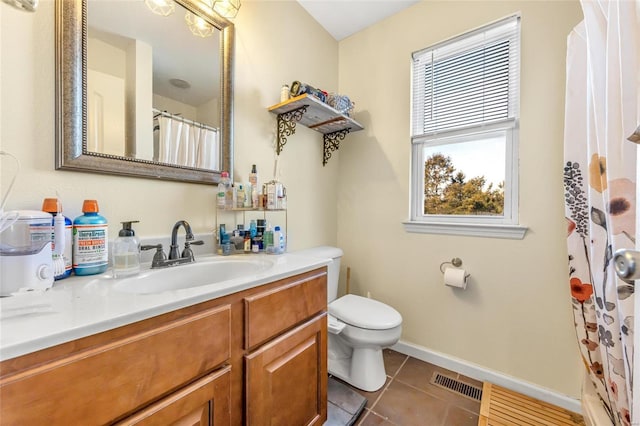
[326,93,354,117]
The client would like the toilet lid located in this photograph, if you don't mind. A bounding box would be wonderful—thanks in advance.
[329,294,402,330]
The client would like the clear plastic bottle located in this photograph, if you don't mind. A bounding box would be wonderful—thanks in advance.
[244,183,253,208]
[263,224,274,254]
[73,200,108,276]
[217,175,227,209]
[220,171,233,209]
[236,184,245,209]
[112,221,140,278]
[251,186,259,209]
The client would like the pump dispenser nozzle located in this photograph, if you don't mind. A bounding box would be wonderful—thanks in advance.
[119,220,140,237]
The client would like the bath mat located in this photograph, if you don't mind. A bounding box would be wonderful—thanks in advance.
[479,382,585,425]
[326,376,367,426]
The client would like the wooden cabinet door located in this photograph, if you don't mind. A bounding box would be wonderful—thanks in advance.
[245,314,327,426]
[0,305,231,426]
[114,366,231,426]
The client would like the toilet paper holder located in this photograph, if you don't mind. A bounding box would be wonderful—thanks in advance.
[439,257,470,278]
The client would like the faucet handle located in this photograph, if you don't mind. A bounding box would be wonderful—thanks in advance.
[141,244,162,251]
[182,240,204,261]
[141,244,167,267]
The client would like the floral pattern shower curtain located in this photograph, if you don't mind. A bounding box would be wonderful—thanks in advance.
[564,1,638,425]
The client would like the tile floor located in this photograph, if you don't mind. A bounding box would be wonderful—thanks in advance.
[328,349,482,426]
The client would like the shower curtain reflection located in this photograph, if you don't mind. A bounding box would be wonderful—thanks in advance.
[153,111,220,170]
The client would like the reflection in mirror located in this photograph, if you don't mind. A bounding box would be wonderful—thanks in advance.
[55,0,234,184]
[87,1,220,169]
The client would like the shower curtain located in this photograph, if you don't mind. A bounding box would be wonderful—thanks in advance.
[156,115,182,164]
[196,127,220,170]
[155,115,219,168]
[563,1,639,425]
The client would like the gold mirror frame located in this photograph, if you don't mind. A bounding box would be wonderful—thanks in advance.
[55,0,234,184]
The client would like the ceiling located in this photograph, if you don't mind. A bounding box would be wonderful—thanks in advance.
[88,1,221,108]
[296,0,420,41]
[85,0,419,109]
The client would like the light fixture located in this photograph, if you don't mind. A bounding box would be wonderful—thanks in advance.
[145,0,175,17]
[2,0,38,12]
[212,0,240,19]
[185,11,215,37]
[170,78,191,89]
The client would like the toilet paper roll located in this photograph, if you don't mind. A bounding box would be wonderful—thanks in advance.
[444,267,468,290]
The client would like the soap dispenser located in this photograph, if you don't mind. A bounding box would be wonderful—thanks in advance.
[112,221,141,278]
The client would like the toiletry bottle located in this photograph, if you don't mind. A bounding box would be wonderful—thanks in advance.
[217,174,227,209]
[274,226,285,254]
[243,232,251,253]
[250,165,259,209]
[249,220,257,239]
[219,224,227,244]
[251,234,261,253]
[244,183,253,208]
[73,200,108,276]
[221,171,233,210]
[230,229,244,250]
[236,184,245,209]
[42,198,72,279]
[280,85,290,102]
[263,224,274,254]
[249,164,258,187]
[251,186,259,209]
[112,221,140,278]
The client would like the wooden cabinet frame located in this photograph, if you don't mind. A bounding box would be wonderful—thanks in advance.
[0,267,328,426]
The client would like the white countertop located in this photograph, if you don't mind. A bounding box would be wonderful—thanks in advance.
[0,252,330,361]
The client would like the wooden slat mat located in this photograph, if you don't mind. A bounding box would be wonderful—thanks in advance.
[478,383,585,426]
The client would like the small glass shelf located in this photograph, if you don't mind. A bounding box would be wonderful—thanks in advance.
[219,208,286,212]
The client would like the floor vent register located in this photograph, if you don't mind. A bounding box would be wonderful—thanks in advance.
[430,372,483,401]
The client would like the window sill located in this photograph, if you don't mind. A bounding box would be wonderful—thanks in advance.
[402,221,528,239]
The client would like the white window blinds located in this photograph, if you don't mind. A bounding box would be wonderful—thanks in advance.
[411,15,520,138]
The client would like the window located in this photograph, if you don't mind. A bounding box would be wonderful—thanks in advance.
[405,15,526,239]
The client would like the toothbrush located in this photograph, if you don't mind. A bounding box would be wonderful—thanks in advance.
[52,201,66,278]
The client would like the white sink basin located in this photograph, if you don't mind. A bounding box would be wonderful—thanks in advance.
[111,257,274,294]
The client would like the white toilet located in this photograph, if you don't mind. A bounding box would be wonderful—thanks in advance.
[297,246,403,392]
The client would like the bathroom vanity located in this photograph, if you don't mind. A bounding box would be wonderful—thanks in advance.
[0,254,329,425]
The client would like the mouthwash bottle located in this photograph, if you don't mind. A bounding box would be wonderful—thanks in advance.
[73,200,108,276]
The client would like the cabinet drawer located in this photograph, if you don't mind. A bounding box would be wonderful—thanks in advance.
[115,365,231,426]
[0,304,231,426]
[244,270,327,350]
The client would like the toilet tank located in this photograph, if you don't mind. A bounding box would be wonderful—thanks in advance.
[294,246,343,303]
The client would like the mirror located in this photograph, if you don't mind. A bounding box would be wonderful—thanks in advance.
[55,0,234,184]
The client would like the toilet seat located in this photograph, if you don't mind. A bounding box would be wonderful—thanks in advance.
[328,314,347,334]
[329,294,402,330]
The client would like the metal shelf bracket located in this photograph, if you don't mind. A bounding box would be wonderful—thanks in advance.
[276,105,308,154]
[322,129,350,166]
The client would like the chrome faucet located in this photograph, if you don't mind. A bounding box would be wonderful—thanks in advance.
[141,220,204,268]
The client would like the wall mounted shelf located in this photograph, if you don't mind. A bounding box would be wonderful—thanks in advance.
[268,94,364,166]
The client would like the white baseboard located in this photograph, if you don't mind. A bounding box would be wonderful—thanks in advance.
[391,340,582,415]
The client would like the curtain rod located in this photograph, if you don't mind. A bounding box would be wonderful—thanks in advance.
[152,108,219,133]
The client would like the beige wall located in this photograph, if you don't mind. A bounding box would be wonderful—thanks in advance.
[1,0,585,400]
[337,1,584,397]
[0,0,338,250]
